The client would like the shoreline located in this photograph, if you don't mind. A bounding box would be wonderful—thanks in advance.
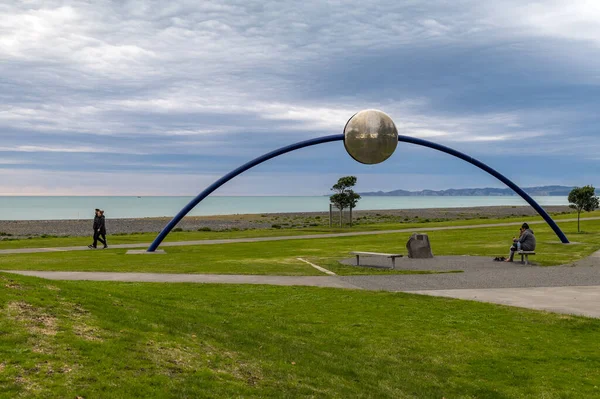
[0,205,572,238]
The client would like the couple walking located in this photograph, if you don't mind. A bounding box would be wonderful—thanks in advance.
[88,208,108,249]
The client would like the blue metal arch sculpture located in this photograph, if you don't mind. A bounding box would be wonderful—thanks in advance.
[147,134,568,251]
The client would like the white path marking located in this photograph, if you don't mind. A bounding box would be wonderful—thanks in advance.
[297,257,337,276]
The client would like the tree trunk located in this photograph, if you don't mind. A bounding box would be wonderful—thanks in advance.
[578,211,581,233]
[329,204,333,228]
[349,206,353,227]
[339,207,343,228]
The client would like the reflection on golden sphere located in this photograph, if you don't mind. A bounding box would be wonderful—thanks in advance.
[343,109,398,165]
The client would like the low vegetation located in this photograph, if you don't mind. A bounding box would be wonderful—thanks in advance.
[1,213,599,397]
[1,218,599,275]
[1,210,598,251]
[1,274,599,398]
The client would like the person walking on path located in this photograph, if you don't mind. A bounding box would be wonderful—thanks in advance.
[88,209,108,249]
[88,209,100,249]
[505,222,535,262]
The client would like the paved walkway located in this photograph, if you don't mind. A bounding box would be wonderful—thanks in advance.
[407,286,600,318]
[339,253,600,318]
[3,271,358,289]
[2,220,599,318]
[4,250,600,318]
[338,252,600,290]
[1,216,599,255]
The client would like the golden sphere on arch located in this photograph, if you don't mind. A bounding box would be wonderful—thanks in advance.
[343,109,398,165]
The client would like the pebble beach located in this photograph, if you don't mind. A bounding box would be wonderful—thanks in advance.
[0,205,572,239]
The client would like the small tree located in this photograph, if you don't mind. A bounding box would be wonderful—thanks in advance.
[330,176,361,227]
[568,185,599,232]
[346,190,361,227]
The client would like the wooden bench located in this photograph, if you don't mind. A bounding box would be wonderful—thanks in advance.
[517,250,536,265]
[350,251,404,269]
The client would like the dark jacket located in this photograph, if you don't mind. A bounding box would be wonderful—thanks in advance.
[93,215,106,234]
[93,215,101,231]
[517,228,536,251]
[98,215,106,235]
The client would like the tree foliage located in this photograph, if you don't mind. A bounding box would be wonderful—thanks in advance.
[330,176,361,210]
[568,185,599,232]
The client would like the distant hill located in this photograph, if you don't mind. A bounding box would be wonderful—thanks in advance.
[359,185,576,197]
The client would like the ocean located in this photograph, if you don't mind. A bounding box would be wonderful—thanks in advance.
[0,196,570,221]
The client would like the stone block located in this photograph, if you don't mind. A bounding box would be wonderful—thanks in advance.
[406,233,433,259]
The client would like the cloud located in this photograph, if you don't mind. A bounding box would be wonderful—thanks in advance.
[0,0,598,194]
[0,145,116,153]
[485,1,600,46]
[0,159,30,165]
[0,167,522,196]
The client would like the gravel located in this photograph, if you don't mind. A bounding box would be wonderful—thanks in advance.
[340,254,600,291]
[0,205,571,238]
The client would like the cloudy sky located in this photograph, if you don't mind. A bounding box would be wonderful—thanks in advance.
[1,0,599,195]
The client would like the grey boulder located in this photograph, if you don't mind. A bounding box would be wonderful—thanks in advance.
[406,233,434,258]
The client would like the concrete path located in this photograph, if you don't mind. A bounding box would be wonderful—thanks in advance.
[2,229,599,318]
[339,255,600,291]
[4,267,599,317]
[3,270,359,289]
[4,250,600,318]
[1,216,599,255]
[338,250,600,318]
[406,286,600,318]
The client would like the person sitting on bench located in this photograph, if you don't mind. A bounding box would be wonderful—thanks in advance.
[505,223,536,262]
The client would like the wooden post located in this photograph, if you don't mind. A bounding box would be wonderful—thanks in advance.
[349,206,353,227]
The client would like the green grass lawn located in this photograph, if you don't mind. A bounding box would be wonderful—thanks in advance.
[1,274,599,398]
[1,210,598,250]
[0,219,599,275]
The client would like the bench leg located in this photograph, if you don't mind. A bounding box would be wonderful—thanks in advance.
[356,255,360,266]
[391,257,395,269]
[520,253,524,264]
[524,255,529,265]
